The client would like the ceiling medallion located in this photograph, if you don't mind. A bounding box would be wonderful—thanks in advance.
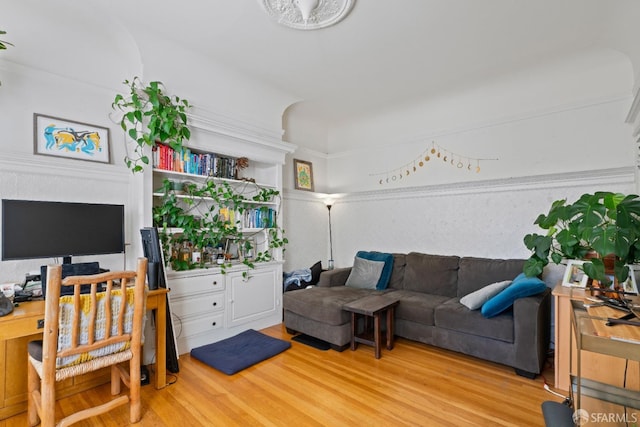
[260,0,355,30]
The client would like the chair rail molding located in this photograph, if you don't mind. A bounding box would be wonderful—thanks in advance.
[0,151,130,183]
[335,167,636,204]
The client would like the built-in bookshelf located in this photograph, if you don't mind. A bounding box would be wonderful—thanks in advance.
[152,143,243,180]
[144,130,293,355]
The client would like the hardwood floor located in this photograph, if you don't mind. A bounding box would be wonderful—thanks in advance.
[3,324,560,426]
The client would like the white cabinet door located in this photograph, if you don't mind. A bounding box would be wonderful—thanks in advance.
[227,267,279,327]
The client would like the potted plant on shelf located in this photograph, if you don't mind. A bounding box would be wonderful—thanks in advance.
[152,177,287,274]
[112,77,191,173]
[523,192,640,287]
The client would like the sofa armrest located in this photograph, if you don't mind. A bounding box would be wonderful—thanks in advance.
[512,287,552,375]
[317,267,352,287]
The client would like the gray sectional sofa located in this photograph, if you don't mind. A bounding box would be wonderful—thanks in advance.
[283,252,551,378]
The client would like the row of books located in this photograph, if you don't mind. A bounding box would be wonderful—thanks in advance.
[219,207,276,229]
[153,144,239,179]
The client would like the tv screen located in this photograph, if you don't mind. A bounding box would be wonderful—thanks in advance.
[1,199,125,261]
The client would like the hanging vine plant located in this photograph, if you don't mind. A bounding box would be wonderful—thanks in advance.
[112,77,191,172]
[152,177,288,275]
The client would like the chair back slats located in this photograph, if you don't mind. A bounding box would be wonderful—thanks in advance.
[45,262,146,367]
[29,258,148,426]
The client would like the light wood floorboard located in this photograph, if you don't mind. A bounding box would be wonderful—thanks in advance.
[2,324,561,426]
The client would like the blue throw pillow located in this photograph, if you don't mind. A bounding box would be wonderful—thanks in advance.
[481,273,546,318]
[355,251,394,290]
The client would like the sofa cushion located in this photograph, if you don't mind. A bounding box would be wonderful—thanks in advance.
[355,251,394,290]
[459,280,512,310]
[435,299,514,343]
[457,257,525,298]
[391,290,451,326]
[345,257,385,289]
[283,286,372,325]
[481,273,547,318]
[387,253,407,290]
[403,253,459,297]
[308,261,323,285]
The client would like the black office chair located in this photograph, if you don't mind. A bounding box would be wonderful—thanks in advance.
[541,401,575,426]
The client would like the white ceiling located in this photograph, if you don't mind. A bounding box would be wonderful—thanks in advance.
[103,0,638,126]
[5,0,639,127]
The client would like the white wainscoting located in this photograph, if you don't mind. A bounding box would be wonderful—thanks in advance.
[283,167,636,271]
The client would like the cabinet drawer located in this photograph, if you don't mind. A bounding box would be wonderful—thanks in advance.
[179,313,224,337]
[168,273,224,298]
[170,293,224,317]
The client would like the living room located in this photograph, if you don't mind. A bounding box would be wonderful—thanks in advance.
[1,1,640,426]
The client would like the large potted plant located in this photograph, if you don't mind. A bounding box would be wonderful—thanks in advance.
[112,77,191,172]
[523,192,640,286]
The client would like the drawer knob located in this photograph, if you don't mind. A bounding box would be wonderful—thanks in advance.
[212,281,217,286]
[213,302,217,306]
[212,321,216,326]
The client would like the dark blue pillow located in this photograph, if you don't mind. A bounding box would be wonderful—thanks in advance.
[481,273,546,318]
[355,251,394,290]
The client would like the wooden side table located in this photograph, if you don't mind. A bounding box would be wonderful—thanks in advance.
[553,283,640,392]
[343,295,400,359]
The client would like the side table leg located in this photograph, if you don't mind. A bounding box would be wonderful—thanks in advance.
[350,312,357,351]
[386,307,395,350]
[374,312,381,359]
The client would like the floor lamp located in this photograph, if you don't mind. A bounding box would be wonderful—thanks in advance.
[326,203,334,270]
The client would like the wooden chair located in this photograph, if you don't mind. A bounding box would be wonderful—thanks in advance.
[27,257,148,427]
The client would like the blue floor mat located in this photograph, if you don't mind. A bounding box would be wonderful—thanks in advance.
[190,329,291,375]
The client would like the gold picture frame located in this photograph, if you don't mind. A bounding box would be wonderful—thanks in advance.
[293,159,314,191]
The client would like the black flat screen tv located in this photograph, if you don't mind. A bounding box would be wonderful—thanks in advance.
[1,199,125,263]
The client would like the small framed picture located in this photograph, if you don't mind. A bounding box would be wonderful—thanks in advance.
[34,113,111,164]
[238,237,257,262]
[562,260,589,288]
[224,238,240,260]
[621,265,638,295]
[293,159,314,192]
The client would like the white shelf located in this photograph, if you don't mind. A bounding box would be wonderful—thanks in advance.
[152,192,277,206]
[160,227,271,234]
[153,168,276,189]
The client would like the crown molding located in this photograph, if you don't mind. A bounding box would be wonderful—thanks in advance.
[188,110,295,158]
[288,144,330,159]
[328,94,632,159]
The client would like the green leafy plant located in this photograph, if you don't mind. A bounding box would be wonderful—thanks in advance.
[112,77,191,173]
[0,30,13,86]
[152,177,286,273]
[0,30,13,50]
[523,192,640,285]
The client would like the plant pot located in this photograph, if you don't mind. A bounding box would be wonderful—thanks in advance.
[169,180,183,192]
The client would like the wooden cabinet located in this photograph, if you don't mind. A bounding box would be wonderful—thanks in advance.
[167,263,282,354]
[553,284,639,392]
[227,266,280,328]
[570,299,640,413]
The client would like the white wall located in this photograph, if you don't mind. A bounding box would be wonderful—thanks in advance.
[0,64,135,281]
[281,49,638,272]
[329,169,635,268]
[0,3,293,283]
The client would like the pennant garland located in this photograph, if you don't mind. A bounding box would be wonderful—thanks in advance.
[370,141,498,185]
